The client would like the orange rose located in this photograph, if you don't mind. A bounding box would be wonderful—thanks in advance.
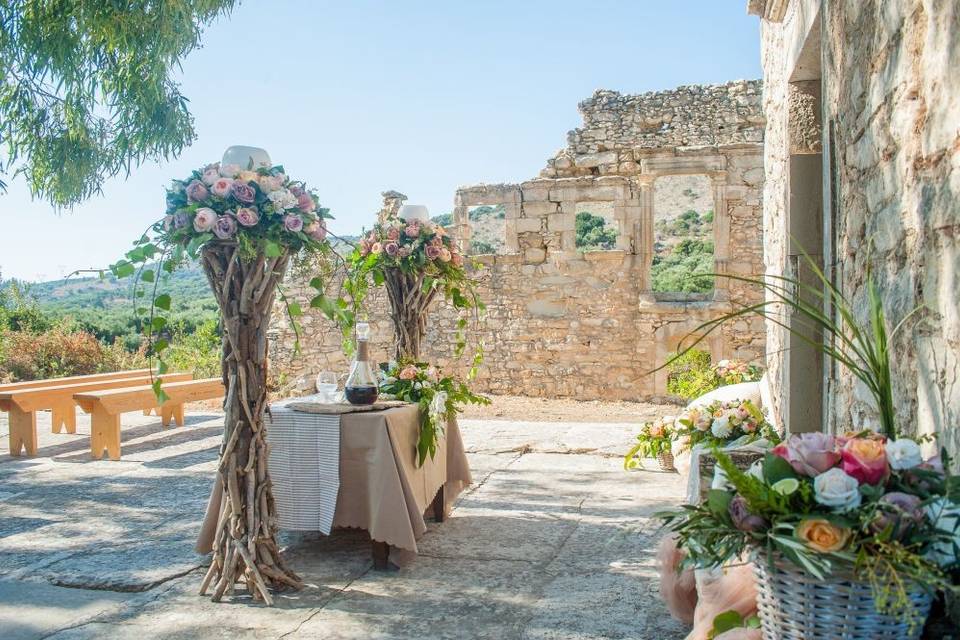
[796,519,851,553]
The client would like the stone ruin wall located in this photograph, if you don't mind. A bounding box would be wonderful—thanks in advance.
[272,80,768,401]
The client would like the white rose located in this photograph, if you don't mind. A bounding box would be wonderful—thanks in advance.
[886,438,923,471]
[925,497,960,566]
[711,415,733,439]
[268,189,297,211]
[219,163,241,177]
[814,468,862,511]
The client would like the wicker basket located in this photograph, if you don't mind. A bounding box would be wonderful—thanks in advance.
[752,552,932,640]
[656,451,676,472]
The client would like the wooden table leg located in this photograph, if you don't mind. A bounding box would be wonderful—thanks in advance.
[8,406,37,456]
[371,540,390,570]
[431,485,446,523]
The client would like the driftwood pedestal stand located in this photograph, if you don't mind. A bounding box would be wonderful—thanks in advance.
[383,267,436,361]
[198,243,302,603]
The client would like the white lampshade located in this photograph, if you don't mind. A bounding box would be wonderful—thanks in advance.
[221,146,272,170]
[399,204,430,223]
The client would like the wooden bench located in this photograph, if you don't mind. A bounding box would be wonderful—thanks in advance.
[74,378,225,460]
[1,373,191,457]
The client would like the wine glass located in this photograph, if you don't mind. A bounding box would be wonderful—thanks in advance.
[315,371,338,402]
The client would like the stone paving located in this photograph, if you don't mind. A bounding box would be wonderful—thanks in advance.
[0,405,688,640]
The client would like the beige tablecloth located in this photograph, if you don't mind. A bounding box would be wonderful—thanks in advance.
[196,404,471,557]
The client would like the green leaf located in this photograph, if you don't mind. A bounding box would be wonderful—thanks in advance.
[154,338,169,353]
[186,233,213,257]
[763,453,797,484]
[309,276,324,291]
[141,269,155,283]
[154,294,171,311]
[711,610,744,635]
[157,360,169,375]
[152,379,170,404]
[288,302,303,317]
[151,317,167,331]
[706,489,733,517]
[264,240,282,258]
[111,260,135,278]
[372,269,385,286]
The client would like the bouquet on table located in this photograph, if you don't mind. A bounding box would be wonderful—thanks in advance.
[379,361,489,465]
[624,416,676,471]
[673,398,778,453]
[660,430,959,627]
[711,359,763,386]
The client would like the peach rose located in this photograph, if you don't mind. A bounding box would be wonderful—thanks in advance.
[398,365,418,380]
[796,519,851,553]
[841,437,888,485]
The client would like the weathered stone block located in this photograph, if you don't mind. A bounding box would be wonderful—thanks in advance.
[574,151,618,168]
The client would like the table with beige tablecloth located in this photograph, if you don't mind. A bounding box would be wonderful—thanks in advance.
[196,404,471,561]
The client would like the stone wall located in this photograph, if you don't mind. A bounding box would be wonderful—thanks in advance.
[752,0,960,456]
[272,81,768,401]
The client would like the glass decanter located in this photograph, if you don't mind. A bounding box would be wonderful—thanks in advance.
[344,322,379,405]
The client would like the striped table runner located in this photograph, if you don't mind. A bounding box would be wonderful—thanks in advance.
[265,402,340,534]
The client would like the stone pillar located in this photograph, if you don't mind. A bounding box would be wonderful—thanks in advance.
[711,175,730,301]
[452,203,471,253]
[636,176,656,300]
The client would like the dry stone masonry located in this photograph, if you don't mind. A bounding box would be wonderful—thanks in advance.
[273,81,767,401]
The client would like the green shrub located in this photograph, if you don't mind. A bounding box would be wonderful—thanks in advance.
[164,318,222,378]
[0,323,105,381]
[469,240,496,255]
[666,348,718,401]
[575,211,617,250]
[651,238,715,293]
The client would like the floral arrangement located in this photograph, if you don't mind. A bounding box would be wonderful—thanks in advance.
[659,431,960,625]
[378,361,489,465]
[624,416,674,469]
[712,359,763,386]
[357,216,464,269]
[673,399,777,453]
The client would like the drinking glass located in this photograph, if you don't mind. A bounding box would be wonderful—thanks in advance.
[315,371,338,402]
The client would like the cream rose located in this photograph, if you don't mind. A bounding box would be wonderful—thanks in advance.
[813,467,861,511]
[886,438,923,471]
[796,519,851,553]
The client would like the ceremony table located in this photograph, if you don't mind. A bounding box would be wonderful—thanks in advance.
[196,403,472,568]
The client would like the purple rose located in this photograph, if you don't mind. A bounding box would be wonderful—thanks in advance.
[304,221,327,242]
[284,215,304,233]
[297,192,316,212]
[193,207,217,232]
[173,212,190,229]
[871,492,923,538]
[231,181,256,204]
[213,215,237,239]
[772,433,841,477]
[729,494,767,533]
[425,244,441,260]
[384,242,399,256]
[185,180,209,203]
[398,246,411,258]
[234,207,260,227]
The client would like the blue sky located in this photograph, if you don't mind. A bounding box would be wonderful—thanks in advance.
[0,0,761,281]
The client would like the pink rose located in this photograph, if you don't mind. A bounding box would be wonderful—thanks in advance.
[451,252,464,267]
[201,165,221,186]
[297,192,316,212]
[431,236,443,248]
[384,242,399,256]
[259,175,281,193]
[304,221,327,242]
[234,207,260,227]
[398,246,411,258]
[211,177,234,198]
[220,163,241,177]
[231,181,256,205]
[386,227,401,241]
[398,365,418,380]
[283,215,303,233]
[288,184,304,197]
[359,240,370,256]
[213,215,237,239]
[371,242,383,254]
[425,245,441,260]
[193,207,217,232]
[185,180,209,202]
[439,247,452,262]
[841,437,889,485]
[405,224,420,238]
[772,433,841,477]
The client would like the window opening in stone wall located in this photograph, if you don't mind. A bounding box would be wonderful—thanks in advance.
[574,201,618,250]
[464,204,506,254]
[651,174,715,295]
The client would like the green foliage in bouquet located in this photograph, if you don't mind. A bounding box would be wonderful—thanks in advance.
[379,361,490,465]
[659,433,960,627]
[624,417,674,469]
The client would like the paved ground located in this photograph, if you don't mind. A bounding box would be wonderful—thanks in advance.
[0,404,688,640]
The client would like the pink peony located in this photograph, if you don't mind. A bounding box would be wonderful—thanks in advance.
[425,245,441,260]
[201,165,221,186]
[185,180,209,203]
[304,221,327,242]
[220,163,241,177]
[398,365,418,380]
[211,177,234,198]
[231,181,256,204]
[405,224,420,238]
[841,437,889,485]
[297,192,315,212]
[193,207,217,232]
[213,215,237,239]
[772,433,841,477]
[384,242,399,256]
[370,242,383,254]
[283,215,304,233]
[234,207,260,227]
[386,226,401,242]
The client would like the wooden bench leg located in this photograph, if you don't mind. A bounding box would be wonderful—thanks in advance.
[372,540,390,570]
[91,407,121,461]
[51,401,77,434]
[159,404,185,428]
[431,485,446,523]
[8,406,37,457]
